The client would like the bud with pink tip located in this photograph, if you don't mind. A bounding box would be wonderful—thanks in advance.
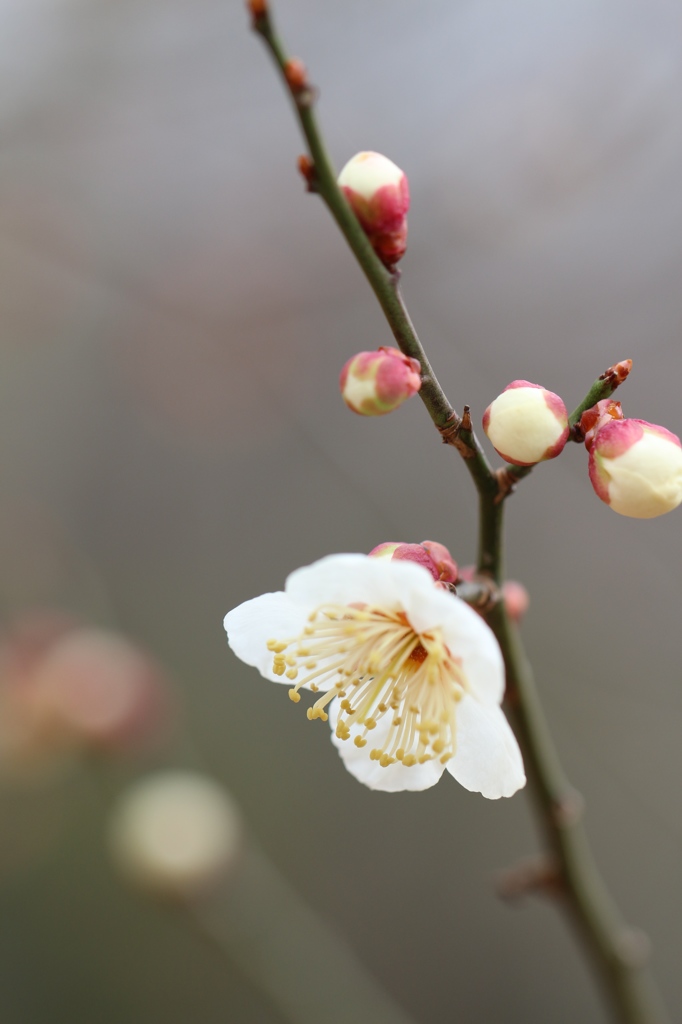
[368,540,457,584]
[340,347,421,416]
[338,151,410,266]
[483,380,569,466]
[588,418,682,518]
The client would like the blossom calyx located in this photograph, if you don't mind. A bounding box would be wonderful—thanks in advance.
[338,151,410,266]
[588,418,682,518]
[483,380,569,466]
[340,347,421,416]
[579,399,623,451]
[369,540,458,584]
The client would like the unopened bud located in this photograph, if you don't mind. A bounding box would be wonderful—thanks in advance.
[109,772,243,899]
[340,347,421,416]
[246,0,267,19]
[483,381,569,466]
[369,540,457,584]
[502,580,530,623]
[588,418,682,518]
[420,541,458,584]
[284,58,308,94]
[338,151,410,267]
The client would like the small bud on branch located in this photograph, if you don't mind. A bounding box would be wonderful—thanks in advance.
[483,381,569,467]
[340,347,421,416]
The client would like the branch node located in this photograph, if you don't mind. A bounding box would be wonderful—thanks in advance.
[297,154,317,192]
[551,789,584,828]
[452,577,501,613]
[495,467,517,503]
[437,408,477,459]
[496,855,562,902]
[246,0,268,29]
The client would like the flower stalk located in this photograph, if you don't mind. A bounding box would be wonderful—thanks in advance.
[248,5,670,1021]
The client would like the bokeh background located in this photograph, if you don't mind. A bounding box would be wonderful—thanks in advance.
[0,0,680,1020]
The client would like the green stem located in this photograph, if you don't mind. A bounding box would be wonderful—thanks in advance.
[254,7,496,493]
[569,361,632,430]
[486,597,670,1024]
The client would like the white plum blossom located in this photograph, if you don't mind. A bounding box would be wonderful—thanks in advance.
[224,554,525,798]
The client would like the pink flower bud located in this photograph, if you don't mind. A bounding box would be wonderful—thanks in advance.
[483,380,569,466]
[368,540,457,584]
[420,540,458,584]
[588,418,682,518]
[340,347,421,416]
[502,581,530,623]
[338,151,410,266]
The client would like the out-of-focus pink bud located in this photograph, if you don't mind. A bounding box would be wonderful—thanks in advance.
[338,151,410,266]
[369,540,457,584]
[32,628,170,753]
[580,399,624,452]
[340,347,421,416]
[588,418,682,518]
[502,581,530,623]
[0,612,80,774]
[109,771,242,899]
[483,380,569,466]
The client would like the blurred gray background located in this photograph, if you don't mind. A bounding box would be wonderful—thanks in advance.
[0,0,681,1021]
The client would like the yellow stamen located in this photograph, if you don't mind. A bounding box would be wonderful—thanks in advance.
[267,602,468,768]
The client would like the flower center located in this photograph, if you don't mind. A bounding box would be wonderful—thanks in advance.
[266,604,468,768]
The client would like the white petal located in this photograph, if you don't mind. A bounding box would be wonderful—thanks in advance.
[285,553,436,612]
[437,596,506,706]
[328,699,446,792]
[224,592,310,684]
[446,696,525,799]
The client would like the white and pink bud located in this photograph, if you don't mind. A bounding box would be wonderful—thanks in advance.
[338,151,410,266]
[483,380,569,466]
[340,347,421,416]
[588,418,682,518]
[368,540,458,584]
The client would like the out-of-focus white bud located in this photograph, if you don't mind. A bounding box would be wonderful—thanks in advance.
[340,347,421,416]
[109,771,243,899]
[483,380,569,466]
[338,151,410,266]
[588,418,682,518]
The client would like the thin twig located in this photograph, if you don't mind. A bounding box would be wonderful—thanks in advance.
[248,8,669,1021]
